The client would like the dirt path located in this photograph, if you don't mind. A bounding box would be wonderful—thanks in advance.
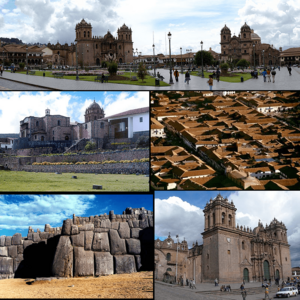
[0,271,153,298]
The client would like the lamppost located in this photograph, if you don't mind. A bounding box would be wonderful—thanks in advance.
[180,47,183,74]
[253,44,255,70]
[168,32,173,84]
[26,45,28,75]
[152,44,156,77]
[75,42,79,80]
[201,41,204,78]
[82,51,84,70]
[186,49,192,70]
[2,50,4,70]
[269,53,271,69]
[175,234,179,284]
[262,49,265,69]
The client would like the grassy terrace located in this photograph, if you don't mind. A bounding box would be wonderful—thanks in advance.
[190,70,252,82]
[0,171,149,192]
[16,70,170,86]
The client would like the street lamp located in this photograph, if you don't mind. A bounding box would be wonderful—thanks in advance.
[201,41,204,78]
[180,47,183,74]
[26,46,28,75]
[269,53,271,69]
[262,49,265,69]
[82,51,84,70]
[175,235,179,284]
[168,32,173,84]
[186,49,192,70]
[152,44,156,77]
[76,42,79,80]
[2,50,4,70]
[253,44,255,70]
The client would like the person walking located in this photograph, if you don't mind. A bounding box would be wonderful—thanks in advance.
[241,289,247,300]
[265,286,270,300]
[174,69,179,82]
[288,67,292,75]
[185,70,190,84]
[207,75,213,91]
[215,278,218,286]
[216,69,220,82]
[266,69,271,82]
[271,69,276,83]
[240,284,245,291]
[0,65,2,76]
[262,69,267,82]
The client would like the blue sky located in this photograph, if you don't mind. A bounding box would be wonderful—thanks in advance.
[0,0,298,55]
[0,91,149,133]
[155,191,300,267]
[0,193,153,237]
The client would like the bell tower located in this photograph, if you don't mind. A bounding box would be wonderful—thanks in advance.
[220,24,231,61]
[75,19,92,42]
[117,24,133,63]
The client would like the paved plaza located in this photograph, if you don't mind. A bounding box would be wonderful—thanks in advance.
[155,280,300,300]
[0,77,49,90]
[0,67,300,91]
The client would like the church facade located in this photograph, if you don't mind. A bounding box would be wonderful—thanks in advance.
[47,19,133,66]
[155,194,291,283]
[220,23,280,66]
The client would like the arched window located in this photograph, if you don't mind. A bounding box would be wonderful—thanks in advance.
[96,44,98,49]
[65,136,69,140]
[222,212,225,224]
[85,124,87,129]
[167,268,172,271]
[119,45,121,50]
[212,213,215,226]
[41,136,44,141]
[244,33,246,38]
[274,247,277,255]
[110,43,112,49]
[207,215,210,228]
[58,120,61,126]
[224,51,226,54]
[242,241,245,250]
[58,51,60,55]
[223,35,226,40]
[207,253,209,259]
[36,121,39,127]
[243,268,249,282]
[84,31,86,37]
[88,31,90,38]
[166,253,171,261]
[228,214,232,226]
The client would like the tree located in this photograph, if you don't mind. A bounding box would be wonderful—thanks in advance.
[107,62,118,76]
[236,59,250,69]
[101,61,107,68]
[19,62,25,69]
[194,50,214,66]
[84,141,96,151]
[232,58,240,67]
[220,63,229,71]
[137,62,147,82]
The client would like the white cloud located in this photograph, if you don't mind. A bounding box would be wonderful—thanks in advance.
[0,194,95,231]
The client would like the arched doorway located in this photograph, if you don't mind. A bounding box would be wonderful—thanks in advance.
[96,58,100,66]
[41,136,44,141]
[263,260,270,280]
[65,136,69,141]
[276,269,280,280]
[119,58,122,63]
[243,268,249,282]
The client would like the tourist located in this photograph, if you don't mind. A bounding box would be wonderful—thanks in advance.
[174,69,179,82]
[207,75,213,91]
[216,69,220,82]
[288,67,292,75]
[185,71,191,84]
[215,278,218,286]
[265,286,270,299]
[254,69,258,79]
[101,73,105,83]
[271,69,276,83]
[212,71,216,79]
[0,65,2,76]
[186,278,188,286]
[278,65,280,71]
[157,71,160,78]
[240,284,245,291]
[266,69,271,82]
[241,289,247,300]
[262,69,267,82]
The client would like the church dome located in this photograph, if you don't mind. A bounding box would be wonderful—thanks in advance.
[221,24,231,34]
[120,24,129,30]
[251,32,261,39]
[241,22,251,31]
[87,100,101,110]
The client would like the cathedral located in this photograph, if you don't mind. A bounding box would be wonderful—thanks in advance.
[220,22,280,66]
[155,194,291,284]
[47,19,133,66]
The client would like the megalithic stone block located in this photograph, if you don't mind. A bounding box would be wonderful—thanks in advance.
[62,219,72,235]
[71,231,84,247]
[17,245,23,254]
[118,222,130,239]
[52,236,73,277]
[148,215,153,227]
[0,257,13,275]
[109,229,126,255]
[73,247,94,277]
[92,232,110,252]
[0,247,8,257]
[135,255,142,271]
[0,236,5,247]
[13,254,24,273]
[27,233,33,240]
[5,236,12,246]
[11,233,22,245]
[79,224,94,231]
[32,233,41,243]
[23,240,33,250]
[95,252,113,276]
[71,225,79,235]
[100,219,111,229]
[125,239,141,255]
[114,255,136,274]
[132,220,139,228]
[139,218,149,229]
[111,221,119,230]
[131,228,142,238]
[8,246,18,258]
[85,231,94,251]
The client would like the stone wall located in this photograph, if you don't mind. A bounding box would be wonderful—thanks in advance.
[0,207,153,279]
[21,162,149,174]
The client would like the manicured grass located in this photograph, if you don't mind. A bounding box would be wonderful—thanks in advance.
[17,70,170,86]
[190,70,253,82]
[0,171,149,192]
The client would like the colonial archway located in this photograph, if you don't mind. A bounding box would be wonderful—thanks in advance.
[263,260,270,280]
[119,58,122,63]
[243,268,249,282]
[96,58,100,66]
[276,269,280,280]
[65,136,69,141]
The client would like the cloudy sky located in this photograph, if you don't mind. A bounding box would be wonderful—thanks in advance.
[0,193,153,237]
[0,91,149,133]
[0,0,299,55]
[155,191,300,267]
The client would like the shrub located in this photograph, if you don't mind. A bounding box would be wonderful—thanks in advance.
[136,135,149,148]
[19,62,25,69]
[84,141,96,151]
[137,62,147,82]
[107,62,118,76]
[220,63,229,71]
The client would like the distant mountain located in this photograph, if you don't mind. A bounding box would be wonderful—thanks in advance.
[0,37,23,44]
[0,134,19,138]
[281,45,299,51]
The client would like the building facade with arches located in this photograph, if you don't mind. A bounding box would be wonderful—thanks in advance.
[155,194,291,284]
[220,22,280,66]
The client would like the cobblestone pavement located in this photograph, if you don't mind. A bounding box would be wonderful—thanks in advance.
[1,67,300,91]
[155,281,300,300]
[0,77,49,90]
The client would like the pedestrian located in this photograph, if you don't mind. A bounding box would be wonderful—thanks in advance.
[278,65,280,71]
[157,71,160,78]
[101,73,105,83]
[262,69,267,82]
[207,75,213,91]
[215,278,218,286]
[216,69,220,82]
[264,286,270,300]
[240,284,245,291]
[174,69,179,82]
[192,279,196,289]
[186,278,188,286]
[0,65,2,76]
[185,70,190,84]
[243,279,245,285]
[266,69,271,82]
[288,67,292,75]
[241,289,247,300]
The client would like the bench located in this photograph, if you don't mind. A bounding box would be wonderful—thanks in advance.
[130,75,138,81]
[157,74,164,81]
[53,73,64,79]
[95,75,109,83]
[29,71,36,75]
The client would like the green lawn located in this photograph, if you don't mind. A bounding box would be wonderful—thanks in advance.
[190,70,252,82]
[17,70,170,86]
[0,171,149,192]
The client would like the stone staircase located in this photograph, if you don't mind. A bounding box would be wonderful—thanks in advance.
[64,138,87,153]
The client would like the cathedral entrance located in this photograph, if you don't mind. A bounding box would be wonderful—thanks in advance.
[276,269,280,280]
[96,58,100,66]
[243,268,249,282]
[119,58,122,63]
[263,260,270,280]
